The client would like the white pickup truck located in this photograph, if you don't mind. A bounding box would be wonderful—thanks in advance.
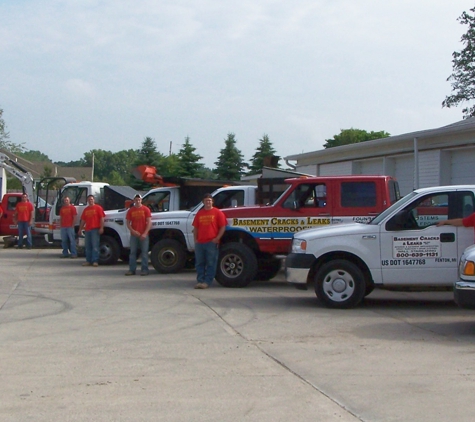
[286,185,475,308]
[100,184,258,267]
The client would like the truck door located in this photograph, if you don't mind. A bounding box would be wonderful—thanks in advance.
[0,195,21,235]
[335,180,384,224]
[280,182,333,229]
[380,191,474,285]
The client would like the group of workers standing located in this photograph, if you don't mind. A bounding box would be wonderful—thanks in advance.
[11,192,227,289]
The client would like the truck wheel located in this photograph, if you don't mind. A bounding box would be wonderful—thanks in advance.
[216,243,258,288]
[255,258,282,281]
[150,239,186,274]
[314,260,366,309]
[99,235,120,265]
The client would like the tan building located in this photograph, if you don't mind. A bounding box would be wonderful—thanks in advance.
[284,118,475,195]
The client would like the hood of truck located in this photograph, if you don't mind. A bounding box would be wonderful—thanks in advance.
[104,209,128,218]
[294,222,379,241]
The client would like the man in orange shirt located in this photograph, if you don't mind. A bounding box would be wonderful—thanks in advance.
[125,194,152,276]
[192,194,227,289]
[13,193,34,249]
[78,195,105,267]
[59,196,78,258]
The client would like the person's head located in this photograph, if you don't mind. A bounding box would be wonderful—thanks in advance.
[21,193,28,202]
[202,193,213,210]
[87,195,95,205]
[63,196,71,206]
[133,194,142,207]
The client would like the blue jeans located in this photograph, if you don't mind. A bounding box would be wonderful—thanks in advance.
[61,227,77,257]
[129,235,149,273]
[195,241,219,285]
[85,229,100,264]
[18,221,32,248]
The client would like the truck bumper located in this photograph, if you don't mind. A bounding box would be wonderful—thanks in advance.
[285,253,316,289]
[454,280,475,309]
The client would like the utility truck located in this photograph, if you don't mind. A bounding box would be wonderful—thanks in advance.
[286,184,475,308]
[133,175,399,282]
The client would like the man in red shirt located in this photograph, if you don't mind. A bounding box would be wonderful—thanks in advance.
[59,196,78,258]
[192,194,227,289]
[78,195,105,267]
[125,194,152,276]
[13,193,34,249]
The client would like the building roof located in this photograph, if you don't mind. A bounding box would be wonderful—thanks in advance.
[284,117,475,163]
[0,148,93,181]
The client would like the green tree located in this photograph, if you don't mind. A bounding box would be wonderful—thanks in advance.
[40,165,54,178]
[442,7,475,117]
[82,149,138,185]
[20,150,52,162]
[323,128,390,149]
[107,170,126,185]
[0,107,25,154]
[177,136,204,177]
[55,159,85,167]
[214,133,247,181]
[129,137,164,189]
[248,134,279,174]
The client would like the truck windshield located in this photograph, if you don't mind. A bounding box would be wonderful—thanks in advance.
[142,191,171,212]
[369,191,417,225]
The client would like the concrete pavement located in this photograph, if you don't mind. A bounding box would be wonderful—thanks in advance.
[1,246,475,421]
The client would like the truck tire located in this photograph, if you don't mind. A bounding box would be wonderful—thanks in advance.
[314,260,366,309]
[99,235,120,265]
[255,257,282,281]
[216,243,258,288]
[150,239,187,274]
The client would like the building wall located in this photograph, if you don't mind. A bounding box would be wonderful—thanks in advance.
[294,142,475,196]
[319,161,353,176]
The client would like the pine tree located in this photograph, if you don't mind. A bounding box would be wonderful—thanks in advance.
[248,134,279,174]
[177,136,204,177]
[214,133,247,181]
[129,137,164,189]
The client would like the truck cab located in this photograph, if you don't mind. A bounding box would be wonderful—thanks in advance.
[0,193,22,236]
[50,182,109,241]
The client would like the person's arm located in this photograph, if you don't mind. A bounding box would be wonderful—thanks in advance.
[78,217,85,233]
[213,226,226,244]
[126,219,138,237]
[99,217,104,234]
[437,218,464,227]
[141,216,152,239]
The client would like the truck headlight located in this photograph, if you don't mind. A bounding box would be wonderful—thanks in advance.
[291,238,307,253]
[461,260,475,276]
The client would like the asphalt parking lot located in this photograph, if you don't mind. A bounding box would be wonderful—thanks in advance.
[1,245,475,421]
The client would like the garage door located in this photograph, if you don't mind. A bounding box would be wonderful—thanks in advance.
[451,149,475,185]
[354,158,384,175]
[394,155,414,196]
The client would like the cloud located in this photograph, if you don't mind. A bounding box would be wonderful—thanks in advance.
[0,0,472,167]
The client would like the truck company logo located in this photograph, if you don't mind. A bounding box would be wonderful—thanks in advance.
[392,235,441,258]
[231,217,331,234]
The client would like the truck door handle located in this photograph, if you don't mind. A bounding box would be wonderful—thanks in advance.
[440,233,455,242]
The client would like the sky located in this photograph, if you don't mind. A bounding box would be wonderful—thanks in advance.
[1,0,474,169]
